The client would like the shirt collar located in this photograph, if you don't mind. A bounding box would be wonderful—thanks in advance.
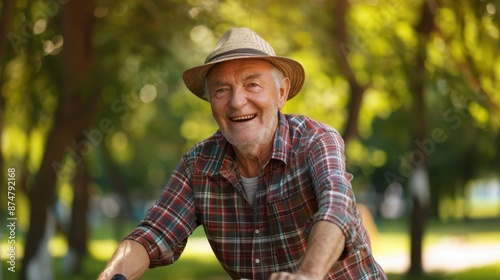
[197,112,292,177]
[270,112,292,166]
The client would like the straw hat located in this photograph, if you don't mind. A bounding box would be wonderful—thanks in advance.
[182,27,305,101]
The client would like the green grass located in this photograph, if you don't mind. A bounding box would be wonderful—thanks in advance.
[52,255,229,280]
[3,217,500,279]
[50,254,500,280]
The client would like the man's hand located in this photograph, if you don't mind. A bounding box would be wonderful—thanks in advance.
[269,221,346,280]
[98,240,150,280]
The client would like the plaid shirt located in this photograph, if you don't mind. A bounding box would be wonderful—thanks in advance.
[127,113,386,280]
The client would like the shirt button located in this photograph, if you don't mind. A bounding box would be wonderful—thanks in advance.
[255,229,260,234]
[255,258,260,264]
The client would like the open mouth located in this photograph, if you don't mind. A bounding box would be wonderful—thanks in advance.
[230,114,257,122]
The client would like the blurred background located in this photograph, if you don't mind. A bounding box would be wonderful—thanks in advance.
[1,0,499,279]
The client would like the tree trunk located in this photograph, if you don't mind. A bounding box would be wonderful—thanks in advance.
[25,210,57,280]
[333,0,367,143]
[21,115,80,280]
[0,0,16,59]
[408,0,435,276]
[408,167,430,275]
[65,147,91,275]
[20,1,98,279]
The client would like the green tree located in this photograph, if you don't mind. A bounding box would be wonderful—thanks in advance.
[1,0,498,279]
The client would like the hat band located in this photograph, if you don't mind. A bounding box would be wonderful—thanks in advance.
[205,48,270,63]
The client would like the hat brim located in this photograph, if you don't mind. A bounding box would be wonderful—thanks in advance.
[182,55,305,101]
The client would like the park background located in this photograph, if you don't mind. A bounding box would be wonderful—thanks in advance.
[1,0,500,279]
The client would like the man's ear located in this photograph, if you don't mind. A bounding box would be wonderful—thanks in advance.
[278,77,290,110]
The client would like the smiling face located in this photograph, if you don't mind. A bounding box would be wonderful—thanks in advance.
[206,59,290,155]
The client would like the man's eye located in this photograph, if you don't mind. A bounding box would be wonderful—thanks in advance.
[214,88,227,93]
[212,88,228,98]
[246,83,261,91]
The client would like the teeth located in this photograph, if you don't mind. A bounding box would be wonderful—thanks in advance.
[231,115,256,121]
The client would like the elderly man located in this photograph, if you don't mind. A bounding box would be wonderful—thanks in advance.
[99,27,386,280]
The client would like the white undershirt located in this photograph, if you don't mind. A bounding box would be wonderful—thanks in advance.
[240,176,259,206]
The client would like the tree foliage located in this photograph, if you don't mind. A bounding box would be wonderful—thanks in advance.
[0,0,498,278]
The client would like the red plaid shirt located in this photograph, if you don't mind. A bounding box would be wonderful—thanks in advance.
[127,113,386,279]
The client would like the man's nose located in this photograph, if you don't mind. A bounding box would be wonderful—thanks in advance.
[228,87,247,108]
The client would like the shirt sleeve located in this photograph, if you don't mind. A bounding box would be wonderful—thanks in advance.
[303,127,358,255]
[125,156,198,267]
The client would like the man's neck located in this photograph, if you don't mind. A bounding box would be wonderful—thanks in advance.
[233,141,273,177]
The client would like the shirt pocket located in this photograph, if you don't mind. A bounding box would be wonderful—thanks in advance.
[266,190,318,269]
